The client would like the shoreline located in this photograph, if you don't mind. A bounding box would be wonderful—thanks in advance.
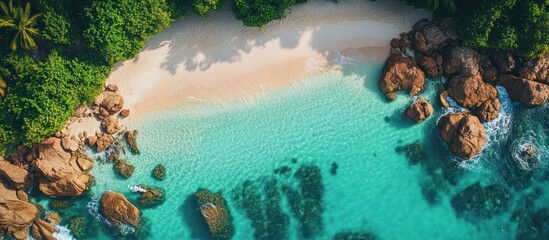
[68,0,431,135]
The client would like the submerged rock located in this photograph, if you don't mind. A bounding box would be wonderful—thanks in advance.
[100,192,140,231]
[136,186,165,208]
[125,130,140,154]
[330,162,338,175]
[447,74,500,122]
[405,97,433,123]
[498,74,549,106]
[451,182,511,219]
[152,164,166,181]
[515,207,549,240]
[69,216,98,240]
[194,189,235,240]
[49,199,74,211]
[395,141,428,165]
[333,231,379,240]
[437,113,486,159]
[113,157,135,179]
[379,56,426,100]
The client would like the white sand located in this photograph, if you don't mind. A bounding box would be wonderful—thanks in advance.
[68,0,431,136]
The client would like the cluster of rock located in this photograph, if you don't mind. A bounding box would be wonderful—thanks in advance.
[194,189,235,240]
[380,17,549,159]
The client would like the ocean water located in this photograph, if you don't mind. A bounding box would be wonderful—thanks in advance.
[33,61,548,240]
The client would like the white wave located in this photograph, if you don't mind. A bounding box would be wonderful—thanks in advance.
[305,48,364,71]
[129,185,147,193]
[52,225,75,240]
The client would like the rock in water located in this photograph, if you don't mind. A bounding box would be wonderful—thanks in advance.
[405,97,433,123]
[498,74,549,106]
[152,164,166,181]
[447,74,500,122]
[113,158,135,179]
[379,56,426,100]
[96,134,114,152]
[333,231,379,240]
[125,130,140,154]
[135,185,165,208]
[437,113,486,159]
[194,189,235,240]
[451,182,510,219]
[100,192,140,231]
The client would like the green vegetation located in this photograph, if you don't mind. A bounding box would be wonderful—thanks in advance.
[191,0,224,17]
[0,0,41,50]
[232,0,298,28]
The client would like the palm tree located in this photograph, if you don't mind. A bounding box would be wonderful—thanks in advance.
[0,0,41,51]
[0,76,6,98]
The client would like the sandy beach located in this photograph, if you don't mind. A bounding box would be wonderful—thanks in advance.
[69,0,431,135]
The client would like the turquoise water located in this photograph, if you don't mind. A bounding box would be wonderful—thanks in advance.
[35,61,548,239]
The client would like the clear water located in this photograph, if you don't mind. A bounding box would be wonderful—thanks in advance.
[33,61,549,240]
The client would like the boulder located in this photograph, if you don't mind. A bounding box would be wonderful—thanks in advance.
[405,97,433,123]
[443,46,480,76]
[96,134,114,152]
[437,113,486,159]
[31,219,56,240]
[380,56,426,100]
[414,23,450,53]
[194,189,235,240]
[74,104,88,118]
[87,136,97,148]
[101,116,121,135]
[106,84,119,92]
[439,90,449,108]
[100,192,140,228]
[38,172,93,197]
[0,160,31,189]
[34,138,79,181]
[0,181,39,239]
[61,136,79,152]
[490,51,516,74]
[94,91,124,115]
[518,55,548,84]
[447,74,500,122]
[125,130,140,154]
[120,109,130,118]
[135,186,165,208]
[498,74,549,106]
[417,55,440,77]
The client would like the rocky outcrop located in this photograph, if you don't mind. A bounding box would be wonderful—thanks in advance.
[125,130,140,154]
[101,116,121,135]
[380,56,426,100]
[100,192,140,229]
[134,185,165,208]
[405,97,433,123]
[447,74,501,122]
[31,219,56,240]
[437,113,486,159]
[490,51,516,74]
[417,54,443,77]
[443,46,481,76]
[94,90,124,116]
[33,138,93,197]
[194,189,235,240]
[152,164,165,181]
[498,74,549,106]
[518,55,548,84]
[413,22,451,53]
[61,136,79,152]
[0,181,39,240]
[96,134,114,152]
[0,159,31,189]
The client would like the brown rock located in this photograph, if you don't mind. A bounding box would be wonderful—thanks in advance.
[447,74,500,122]
[45,212,62,225]
[482,66,498,80]
[417,55,439,77]
[0,181,39,239]
[76,154,94,172]
[31,218,56,240]
[96,134,114,152]
[405,97,433,123]
[101,116,121,135]
[440,90,449,108]
[94,91,124,115]
[390,38,399,48]
[61,136,79,152]
[0,160,31,189]
[413,23,450,53]
[498,74,549,106]
[438,113,486,159]
[106,84,119,92]
[87,136,97,148]
[413,19,429,32]
[120,109,130,118]
[380,56,426,100]
[74,104,87,118]
[38,172,93,197]
[490,51,516,74]
[443,46,480,76]
[125,130,140,154]
[100,192,140,229]
[518,55,548,83]
[34,138,79,181]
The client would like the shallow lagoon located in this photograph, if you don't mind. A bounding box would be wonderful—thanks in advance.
[36,61,548,239]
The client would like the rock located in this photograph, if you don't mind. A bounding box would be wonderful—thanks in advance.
[34,138,79,181]
[45,212,62,225]
[120,109,130,118]
[0,181,39,239]
[443,46,480,76]
[413,19,429,32]
[417,55,440,77]
[390,48,400,56]
[498,74,549,106]
[75,153,94,172]
[482,66,498,80]
[405,97,433,123]
[31,218,56,240]
[0,160,31,189]
[96,134,114,152]
[439,90,449,108]
[451,182,510,219]
[414,31,429,53]
[390,38,399,48]
[490,51,516,74]
[61,136,79,152]
[99,108,110,119]
[447,74,500,122]
[74,104,87,118]
[106,84,119,92]
[69,216,98,240]
[413,22,450,53]
[518,55,548,83]
[152,164,165,181]
[38,172,93,197]
[439,17,458,40]
[135,186,165,208]
[101,116,121,135]
[94,91,124,115]
[379,56,426,100]
[194,189,235,240]
[100,192,140,229]
[87,136,97,148]
[113,157,135,179]
[125,130,140,154]
[437,113,486,159]
[49,199,74,211]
